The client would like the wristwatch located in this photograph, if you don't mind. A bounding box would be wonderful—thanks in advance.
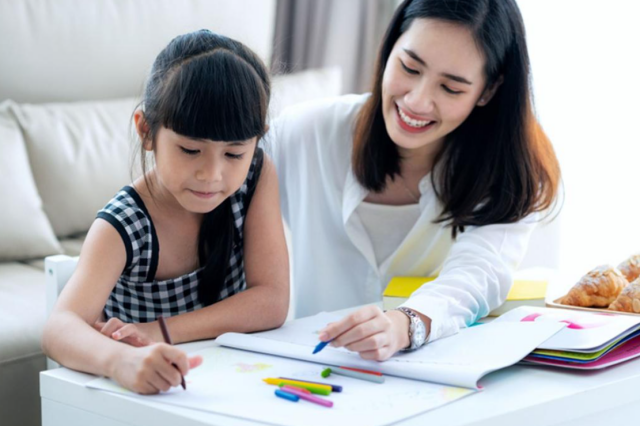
[395,307,428,351]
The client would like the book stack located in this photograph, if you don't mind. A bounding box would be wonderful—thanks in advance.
[494,306,640,370]
[383,276,547,317]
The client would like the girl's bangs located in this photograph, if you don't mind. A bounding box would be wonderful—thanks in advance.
[159,51,267,142]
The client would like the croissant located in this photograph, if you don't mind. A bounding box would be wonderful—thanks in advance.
[609,278,640,313]
[617,254,640,284]
[557,265,628,308]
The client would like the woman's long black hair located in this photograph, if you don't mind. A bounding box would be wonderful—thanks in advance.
[136,30,270,305]
[353,0,560,237]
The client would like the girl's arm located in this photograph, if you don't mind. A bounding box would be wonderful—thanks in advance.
[157,156,290,343]
[41,220,200,393]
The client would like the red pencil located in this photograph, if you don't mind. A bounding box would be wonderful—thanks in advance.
[339,366,383,376]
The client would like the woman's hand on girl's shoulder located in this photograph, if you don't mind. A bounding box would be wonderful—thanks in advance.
[94,317,163,347]
[318,305,411,361]
[110,343,203,394]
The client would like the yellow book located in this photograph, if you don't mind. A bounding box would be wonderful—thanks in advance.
[383,276,547,316]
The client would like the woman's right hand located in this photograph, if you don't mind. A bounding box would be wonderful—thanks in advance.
[110,343,203,394]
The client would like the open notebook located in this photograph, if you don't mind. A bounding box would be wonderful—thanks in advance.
[85,306,563,426]
[217,307,564,390]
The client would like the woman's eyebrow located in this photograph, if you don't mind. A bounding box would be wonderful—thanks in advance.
[402,48,473,85]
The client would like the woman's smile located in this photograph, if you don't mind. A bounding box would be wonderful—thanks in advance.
[396,103,437,134]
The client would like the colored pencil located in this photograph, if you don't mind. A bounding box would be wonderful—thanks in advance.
[157,316,186,390]
[327,367,385,384]
[263,378,332,395]
[281,386,334,408]
[275,389,300,402]
[313,339,333,354]
[279,377,343,392]
[282,384,311,394]
[339,366,383,376]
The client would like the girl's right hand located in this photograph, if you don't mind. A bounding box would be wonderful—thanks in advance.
[111,343,203,394]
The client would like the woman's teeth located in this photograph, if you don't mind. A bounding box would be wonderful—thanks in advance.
[398,106,432,128]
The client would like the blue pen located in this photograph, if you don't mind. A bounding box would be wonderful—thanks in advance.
[312,339,333,354]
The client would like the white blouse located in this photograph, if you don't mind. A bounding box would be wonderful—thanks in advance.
[268,94,537,343]
[356,201,421,267]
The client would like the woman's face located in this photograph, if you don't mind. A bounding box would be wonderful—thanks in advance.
[382,18,491,157]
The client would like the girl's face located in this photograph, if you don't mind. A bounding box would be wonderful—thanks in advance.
[382,18,493,158]
[150,127,257,214]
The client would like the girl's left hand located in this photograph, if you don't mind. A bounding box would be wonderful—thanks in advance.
[318,305,412,361]
[94,318,162,347]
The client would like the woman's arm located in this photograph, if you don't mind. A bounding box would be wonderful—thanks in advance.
[319,214,538,360]
[402,214,539,342]
[42,220,199,393]
[158,156,291,344]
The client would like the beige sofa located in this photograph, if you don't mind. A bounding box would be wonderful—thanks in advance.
[0,2,341,426]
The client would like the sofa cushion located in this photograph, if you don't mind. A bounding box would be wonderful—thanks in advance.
[0,0,276,104]
[0,102,62,261]
[0,262,47,363]
[23,235,86,272]
[10,98,139,238]
[59,235,87,257]
[0,262,47,426]
[0,352,45,426]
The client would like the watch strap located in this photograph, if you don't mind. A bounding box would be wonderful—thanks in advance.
[395,307,427,351]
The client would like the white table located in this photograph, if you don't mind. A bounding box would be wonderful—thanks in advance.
[41,335,640,426]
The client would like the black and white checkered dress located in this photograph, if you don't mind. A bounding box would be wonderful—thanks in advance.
[97,149,264,323]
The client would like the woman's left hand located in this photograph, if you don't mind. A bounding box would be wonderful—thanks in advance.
[94,318,162,347]
[318,305,412,361]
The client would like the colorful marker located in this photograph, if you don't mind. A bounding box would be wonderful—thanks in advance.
[279,377,343,392]
[324,367,385,384]
[281,386,334,408]
[263,378,332,395]
[275,389,299,402]
[313,339,333,354]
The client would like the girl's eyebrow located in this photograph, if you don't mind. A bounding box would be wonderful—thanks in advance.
[187,138,251,146]
[225,140,252,146]
[402,48,473,85]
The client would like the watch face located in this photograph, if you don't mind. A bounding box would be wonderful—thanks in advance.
[413,320,427,345]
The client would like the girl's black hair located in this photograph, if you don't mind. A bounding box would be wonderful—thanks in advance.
[353,0,560,237]
[137,30,270,305]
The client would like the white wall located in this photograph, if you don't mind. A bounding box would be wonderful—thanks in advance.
[518,0,640,277]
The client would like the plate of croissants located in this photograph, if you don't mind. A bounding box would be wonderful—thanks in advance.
[547,254,640,315]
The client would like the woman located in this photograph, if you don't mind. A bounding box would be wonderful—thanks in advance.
[269,0,559,360]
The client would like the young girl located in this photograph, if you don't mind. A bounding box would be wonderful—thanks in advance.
[42,30,289,393]
[270,0,560,360]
